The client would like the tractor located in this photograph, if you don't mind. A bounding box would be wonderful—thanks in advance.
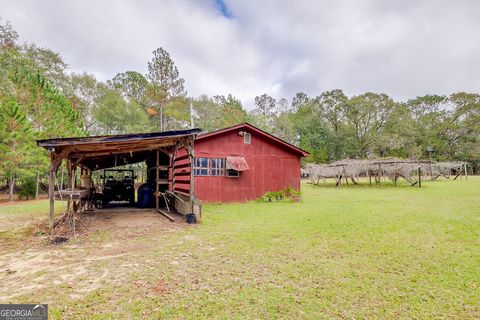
[93,169,136,208]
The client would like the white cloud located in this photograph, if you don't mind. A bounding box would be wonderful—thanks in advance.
[1,0,479,108]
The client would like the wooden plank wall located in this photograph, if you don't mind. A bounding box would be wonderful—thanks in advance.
[172,148,191,197]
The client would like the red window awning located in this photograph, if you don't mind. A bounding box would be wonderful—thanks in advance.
[226,156,249,171]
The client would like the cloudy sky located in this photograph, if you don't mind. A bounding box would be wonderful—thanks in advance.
[2,0,479,108]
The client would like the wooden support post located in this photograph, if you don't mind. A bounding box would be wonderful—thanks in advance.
[47,148,72,234]
[464,163,468,180]
[394,165,397,187]
[377,164,381,184]
[66,162,72,215]
[71,167,76,237]
[453,171,462,180]
[60,166,64,190]
[335,175,341,187]
[158,208,175,222]
[188,140,195,213]
[155,150,159,211]
[418,166,421,188]
[48,153,56,233]
[172,146,177,193]
[181,137,196,218]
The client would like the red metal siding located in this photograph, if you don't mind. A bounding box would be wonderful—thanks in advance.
[191,129,301,203]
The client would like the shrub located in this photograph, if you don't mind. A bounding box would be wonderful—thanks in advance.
[18,177,36,200]
[258,187,301,203]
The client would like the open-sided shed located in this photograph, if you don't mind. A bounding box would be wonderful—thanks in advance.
[37,128,201,231]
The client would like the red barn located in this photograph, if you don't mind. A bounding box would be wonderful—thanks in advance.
[37,123,308,225]
[189,123,309,203]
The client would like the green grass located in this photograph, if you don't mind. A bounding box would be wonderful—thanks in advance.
[0,199,64,243]
[148,177,479,319]
[0,199,63,216]
[5,177,480,319]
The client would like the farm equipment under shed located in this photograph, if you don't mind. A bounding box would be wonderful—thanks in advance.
[93,169,136,208]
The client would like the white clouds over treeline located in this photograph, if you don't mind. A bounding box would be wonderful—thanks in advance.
[2,0,479,108]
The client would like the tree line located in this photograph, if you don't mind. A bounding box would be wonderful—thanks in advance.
[1,19,479,201]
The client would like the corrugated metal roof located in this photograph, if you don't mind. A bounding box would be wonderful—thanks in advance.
[37,128,201,171]
[37,128,202,148]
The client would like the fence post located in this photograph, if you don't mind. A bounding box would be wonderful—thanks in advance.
[418,166,421,188]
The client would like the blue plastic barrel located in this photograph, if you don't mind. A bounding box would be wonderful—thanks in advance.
[137,183,154,208]
[186,213,196,224]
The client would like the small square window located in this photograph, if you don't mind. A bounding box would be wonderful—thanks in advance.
[194,158,209,176]
[243,132,251,144]
[227,169,240,177]
[211,158,226,176]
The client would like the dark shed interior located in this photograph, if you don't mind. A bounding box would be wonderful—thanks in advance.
[37,128,201,231]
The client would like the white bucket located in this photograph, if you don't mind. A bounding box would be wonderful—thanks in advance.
[80,176,92,188]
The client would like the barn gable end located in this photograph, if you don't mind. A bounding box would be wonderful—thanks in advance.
[192,123,309,202]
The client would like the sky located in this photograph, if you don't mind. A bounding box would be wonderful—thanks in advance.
[1,0,479,108]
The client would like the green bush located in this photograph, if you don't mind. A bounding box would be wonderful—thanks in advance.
[258,187,301,203]
[18,177,36,200]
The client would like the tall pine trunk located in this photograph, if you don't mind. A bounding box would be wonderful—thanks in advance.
[159,104,164,131]
[35,171,40,200]
[8,172,15,202]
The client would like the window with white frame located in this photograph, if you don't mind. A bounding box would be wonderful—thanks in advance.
[211,158,226,176]
[194,158,226,176]
[194,157,209,176]
[243,132,251,144]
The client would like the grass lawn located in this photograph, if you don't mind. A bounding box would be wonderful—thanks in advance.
[0,199,63,216]
[1,177,479,319]
[0,200,64,237]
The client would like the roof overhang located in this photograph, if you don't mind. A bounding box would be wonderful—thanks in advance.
[37,129,201,171]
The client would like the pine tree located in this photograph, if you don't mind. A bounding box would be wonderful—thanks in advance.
[146,47,186,131]
[0,99,35,201]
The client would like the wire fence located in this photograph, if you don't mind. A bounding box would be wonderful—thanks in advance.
[302,158,468,186]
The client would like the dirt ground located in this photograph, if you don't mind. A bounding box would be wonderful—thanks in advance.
[0,207,187,302]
